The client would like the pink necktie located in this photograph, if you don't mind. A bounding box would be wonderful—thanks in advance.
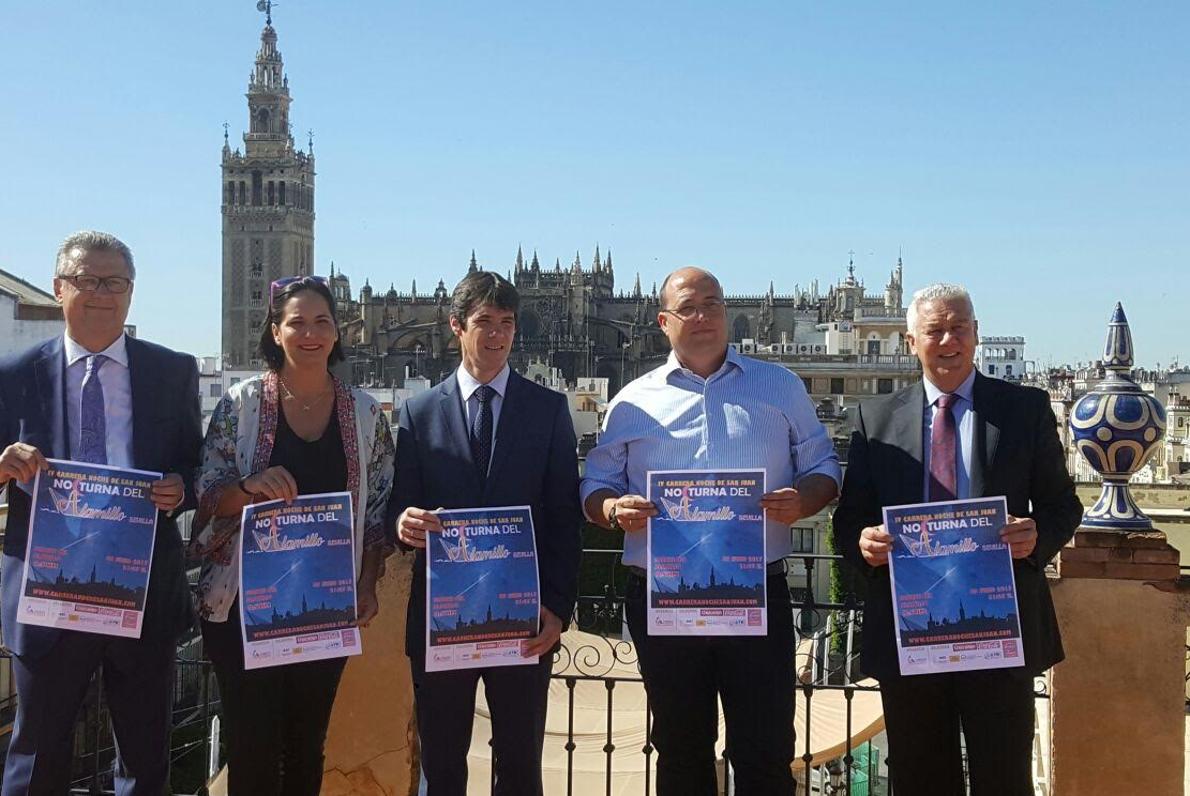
[929,393,957,502]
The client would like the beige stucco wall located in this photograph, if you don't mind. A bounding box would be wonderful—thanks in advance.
[1048,575,1189,795]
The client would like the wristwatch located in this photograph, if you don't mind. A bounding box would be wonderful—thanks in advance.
[608,502,624,531]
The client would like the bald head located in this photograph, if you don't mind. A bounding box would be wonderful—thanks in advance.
[659,267,722,309]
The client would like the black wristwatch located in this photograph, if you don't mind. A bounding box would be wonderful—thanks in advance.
[608,502,624,531]
[237,474,255,496]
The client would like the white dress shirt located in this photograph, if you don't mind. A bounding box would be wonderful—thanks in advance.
[64,333,134,468]
[582,348,842,568]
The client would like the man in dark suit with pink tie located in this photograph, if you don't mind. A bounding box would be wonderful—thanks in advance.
[833,283,1082,796]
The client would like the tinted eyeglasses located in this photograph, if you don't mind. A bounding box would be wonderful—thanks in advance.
[269,275,330,307]
[660,298,726,321]
[59,274,133,294]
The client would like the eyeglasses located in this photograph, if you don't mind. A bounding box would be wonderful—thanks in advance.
[660,299,725,321]
[269,275,330,307]
[59,274,133,294]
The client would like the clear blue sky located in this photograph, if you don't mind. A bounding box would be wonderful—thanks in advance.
[1,2,1186,368]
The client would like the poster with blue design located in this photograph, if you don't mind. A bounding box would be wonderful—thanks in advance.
[18,459,160,638]
[426,506,540,672]
[884,496,1024,675]
[238,492,360,670]
[646,469,767,636]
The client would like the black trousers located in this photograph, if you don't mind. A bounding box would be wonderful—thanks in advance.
[2,631,176,796]
[201,612,346,796]
[409,649,552,796]
[878,668,1036,796]
[625,571,796,796]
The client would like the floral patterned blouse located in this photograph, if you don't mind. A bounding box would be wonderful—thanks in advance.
[189,371,395,622]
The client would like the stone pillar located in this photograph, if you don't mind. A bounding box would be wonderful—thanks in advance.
[1049,529,1187,795]
[321,553,417,795]
[1049,302,1188,795]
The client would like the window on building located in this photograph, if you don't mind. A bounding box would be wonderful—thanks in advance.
[252,171,263,206]
[238,181,246,204]
[267,181,275,206]
[1178,417,1184,428]
[226,181,235,205]
[278,181,286,205]
[209,384,222,398]
[830,377,844,395]
[878,378,893,394]
[1008,349,1018,360]
[790,527,815,553]
[988,364,997,375]
[867,340,881,355]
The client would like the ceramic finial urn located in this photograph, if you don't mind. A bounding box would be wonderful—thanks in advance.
[1069,303,1166,529]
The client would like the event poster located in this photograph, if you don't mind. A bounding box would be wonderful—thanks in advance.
[426,506,540,672]
[239,492,360,670]
[884,496,1024,675]
[17,459,159,638]
[646,469,767,636]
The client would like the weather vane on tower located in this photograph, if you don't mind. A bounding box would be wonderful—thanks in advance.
[256,0,275,25]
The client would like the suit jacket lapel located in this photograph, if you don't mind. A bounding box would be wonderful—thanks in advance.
[126,337,154,471]
[484,371,522,500]
[891,381,926,503]
[439,376,482,496]
[32,338,68,459]
[970,373,1001,499]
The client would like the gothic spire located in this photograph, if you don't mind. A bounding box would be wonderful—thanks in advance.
[572,251,582,273]
[515,245,524,272]
[593,245,602,273]
[605,249,613,273]
[531,250,540,270]
[469,250,478,273]
[633,272,642,298]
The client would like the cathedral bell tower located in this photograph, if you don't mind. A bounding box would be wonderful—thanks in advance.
[221,3,316,368]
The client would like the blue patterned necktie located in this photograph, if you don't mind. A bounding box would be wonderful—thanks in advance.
[79,354,108,465]
[470,384,494,482]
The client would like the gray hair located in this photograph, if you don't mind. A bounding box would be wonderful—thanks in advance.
[906,283,975,334]
[54,230,136,280]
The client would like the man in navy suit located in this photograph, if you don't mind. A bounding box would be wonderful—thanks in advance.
[833,283,1081,795]
[388,271,582,796]
[0,231,201,795]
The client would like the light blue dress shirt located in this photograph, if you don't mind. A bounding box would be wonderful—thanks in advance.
[456,363,510,474]
[581,347,842,568]
[921,369,977,501]
[64,333,134,468]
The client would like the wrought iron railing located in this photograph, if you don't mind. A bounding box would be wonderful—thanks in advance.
[0,548,1055,796]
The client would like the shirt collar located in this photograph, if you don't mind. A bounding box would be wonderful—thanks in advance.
[63,333,129,369]
[922,368,976,407]
[456,363,511,401]
[660,346,744,383]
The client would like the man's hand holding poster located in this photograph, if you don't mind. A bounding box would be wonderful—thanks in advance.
[884,496,1025,675]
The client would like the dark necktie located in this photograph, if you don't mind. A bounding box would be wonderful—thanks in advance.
[79,354,108,465]
[471,384,495,481]
[928,393,958,502]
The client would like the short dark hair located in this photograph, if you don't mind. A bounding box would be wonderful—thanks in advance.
[257,277,345,371]
[450,271,520,328]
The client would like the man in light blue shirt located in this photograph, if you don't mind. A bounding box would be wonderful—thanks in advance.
[582,266,841,796]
